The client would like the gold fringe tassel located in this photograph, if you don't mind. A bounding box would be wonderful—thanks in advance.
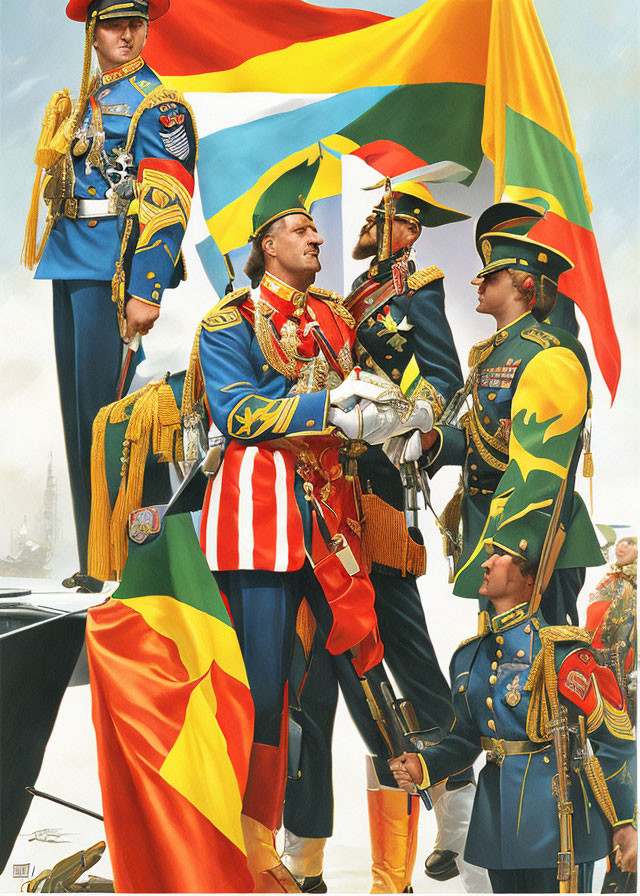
[21,89,73,268]
[87,402,120,581]
[87,380,183,581]
[181,322,205,419]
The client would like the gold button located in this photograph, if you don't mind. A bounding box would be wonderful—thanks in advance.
[87,219,97,227]
[491,662,498,670]
[484,415,491,424]
[458,685,465,693]
[496,650,502,658]
[496,636,504,645]
[470,464,477,470]
[306,419,315,427]
[488,392,496,400]
[487,719,496,731]
[524,625,531,634]
[262,364,269,372]
[543,756,550,764]
[516,649,525,658]
[519,539,528,551]
[486,697,493,709]
[154,282,162,289]
[413,207,421,214]
[146,272,155,280]
[88,186,97,196]
[489,674,497,684]
[152,290,160,300]
[385,354,393,360]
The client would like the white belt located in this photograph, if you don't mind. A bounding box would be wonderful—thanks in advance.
[76,198,116,218]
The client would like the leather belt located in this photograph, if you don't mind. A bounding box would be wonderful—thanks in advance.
[481,737,551,765]
[63,198,117,219]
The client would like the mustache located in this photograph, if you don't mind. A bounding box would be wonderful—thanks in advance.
[359,221,375,237]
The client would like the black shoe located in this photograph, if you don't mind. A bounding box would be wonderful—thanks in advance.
[424,849,459,881]
[299,875,327,893]
[61,572,104,593]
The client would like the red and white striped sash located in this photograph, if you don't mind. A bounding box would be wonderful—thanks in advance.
[200,441,306,572]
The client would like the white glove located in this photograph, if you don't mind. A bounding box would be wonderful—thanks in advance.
[327,405,363,440]
[329,369,399,410]
[383,429,423,467]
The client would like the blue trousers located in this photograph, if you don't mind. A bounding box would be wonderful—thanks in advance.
[284,570,473,838]
[488,862,594,893]
[53,280,138,572]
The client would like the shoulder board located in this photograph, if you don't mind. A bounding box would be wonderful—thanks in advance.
[407,266,444,291]
[521,326,560,349]
[125,85,198,159]
[539,625,592,646]
[456,632,484,650]
[309,285,345,303]
[201,288,250,333]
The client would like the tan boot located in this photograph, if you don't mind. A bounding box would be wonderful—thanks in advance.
[367,757,419,893]
[241,814,302,893]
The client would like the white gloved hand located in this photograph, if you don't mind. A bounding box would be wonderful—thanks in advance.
[327,405,363,439]
[383,429,423,467]
[359,401,406,444]
[329,369,399,411]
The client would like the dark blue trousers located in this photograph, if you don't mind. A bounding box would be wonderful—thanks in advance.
[53,280,138,572]
[284,570,473,838]
[488,861,594,893]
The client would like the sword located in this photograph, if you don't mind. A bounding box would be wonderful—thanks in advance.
[115,332,141,401]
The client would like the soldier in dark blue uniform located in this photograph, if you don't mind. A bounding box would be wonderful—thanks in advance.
[24,0,197,580]
[391,546,637,893]
[282,181,490,893]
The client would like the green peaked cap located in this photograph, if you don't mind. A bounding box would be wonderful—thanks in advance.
[250,157,320,240]
[475,203,573,283]
[475,201,545,249]
[476,231,574,283]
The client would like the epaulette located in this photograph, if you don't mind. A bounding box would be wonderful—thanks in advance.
[201,287,251,333]
[309,286,355,327]
[309,285,345,303]
[456,632,484,650]
[407,266,444,291]
[125,85,199,162]
[521,326,560,349]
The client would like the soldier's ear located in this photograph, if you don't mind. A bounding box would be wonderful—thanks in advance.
[262,234,277,258]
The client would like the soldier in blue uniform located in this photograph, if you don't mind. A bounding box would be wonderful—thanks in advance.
[184,159,427,893]
[390,546,637,892]
[282,181,490,893]
[25,0,197,580]
[424,203,604,627]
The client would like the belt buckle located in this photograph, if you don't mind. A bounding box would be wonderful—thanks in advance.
[487,738,506,766]
[64,198,78,219]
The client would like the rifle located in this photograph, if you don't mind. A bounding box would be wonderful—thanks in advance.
[548,704,579,892]
[358,663,433,810]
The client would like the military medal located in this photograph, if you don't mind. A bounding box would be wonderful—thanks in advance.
[505,674,522,707]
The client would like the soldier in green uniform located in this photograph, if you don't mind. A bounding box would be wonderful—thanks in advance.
[282,181,490,893]
[424,203,604,628]
[390,545,637,893]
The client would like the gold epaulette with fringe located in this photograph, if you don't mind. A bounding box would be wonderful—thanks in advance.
[87,378,183,581]
[407,266,444,291]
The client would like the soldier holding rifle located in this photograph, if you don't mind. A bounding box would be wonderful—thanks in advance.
[391,545,637,893]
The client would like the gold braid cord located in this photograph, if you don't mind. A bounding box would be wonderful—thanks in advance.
[525,626,592,742]
[524,626,621,827]
[111,215,134,337]
[181,321,206,421]
[87,379,183,581]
